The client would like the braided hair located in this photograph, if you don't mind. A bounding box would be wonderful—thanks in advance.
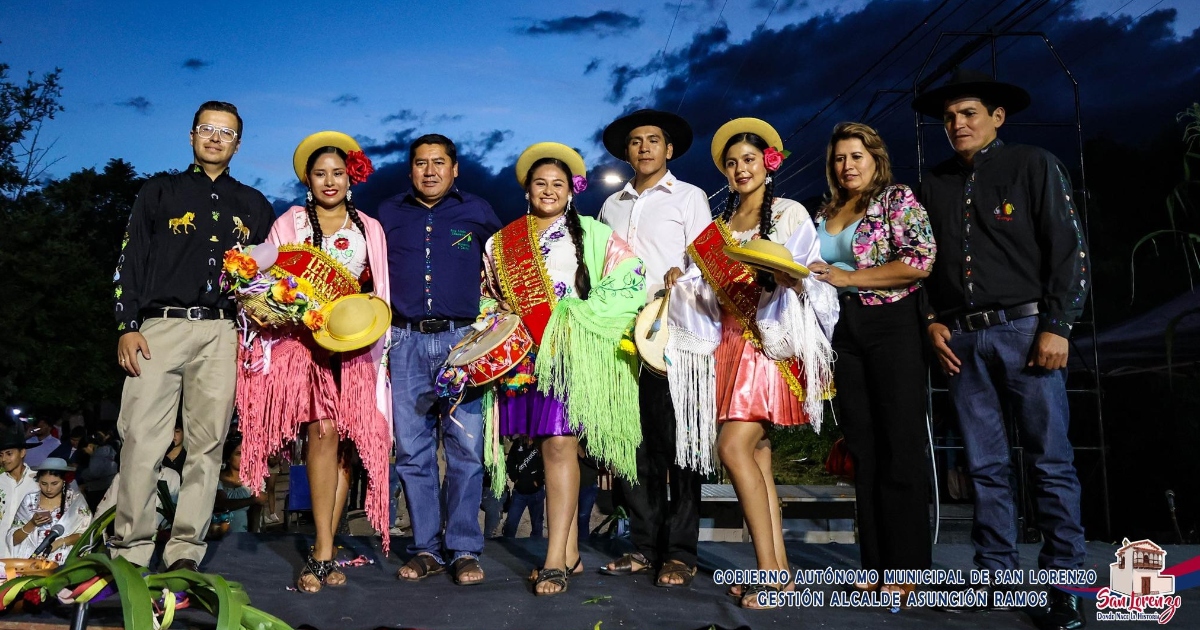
[719,132,778,290]
[524,157,591,299]
[305,146,368,244]
[35,470,68,519]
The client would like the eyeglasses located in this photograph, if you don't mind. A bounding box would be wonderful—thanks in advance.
[194,124,239,143]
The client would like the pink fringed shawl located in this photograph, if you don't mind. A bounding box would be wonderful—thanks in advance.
[235,206,394,552]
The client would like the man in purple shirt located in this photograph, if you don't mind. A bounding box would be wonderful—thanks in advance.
[375,134,501,586]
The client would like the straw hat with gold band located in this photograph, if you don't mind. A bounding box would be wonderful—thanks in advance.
[515,142,587,187]
[710,117,784,172]
[724,239,811,280]
[312,293,392,353]
[293,131,364,184]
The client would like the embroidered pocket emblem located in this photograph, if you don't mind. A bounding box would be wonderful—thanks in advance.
[169,211,197,234]
[994,201,1015,222]
[450,229,473,250]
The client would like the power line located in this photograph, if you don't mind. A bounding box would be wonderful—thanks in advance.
[651,0,687,95]
[676,0,730,112]
[716,0,783,111]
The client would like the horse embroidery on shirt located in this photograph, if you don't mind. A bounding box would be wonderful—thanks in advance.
[232,216,250,242]
[169,212,196,234]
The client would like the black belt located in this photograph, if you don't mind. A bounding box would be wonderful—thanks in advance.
[943,302,1040,333]
[394,316,474,334]
[141,306,234,321]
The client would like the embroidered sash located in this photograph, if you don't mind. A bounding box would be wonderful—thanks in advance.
[492,216,557,344]
[687,219,808,401]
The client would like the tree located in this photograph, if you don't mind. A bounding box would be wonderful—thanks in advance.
[0,59,64,198]
[0,159,142,412]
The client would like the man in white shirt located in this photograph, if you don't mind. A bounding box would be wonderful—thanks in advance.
[0,427,40,557]
[597,109,711,588]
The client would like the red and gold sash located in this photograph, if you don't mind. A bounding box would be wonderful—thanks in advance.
[687,219,809,402]
[493,216,557,344]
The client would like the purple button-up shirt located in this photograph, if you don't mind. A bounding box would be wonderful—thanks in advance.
[372,187,501,321]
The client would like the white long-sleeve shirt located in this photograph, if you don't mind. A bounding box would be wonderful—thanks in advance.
[598,170,711,302]
[0,464,38,557]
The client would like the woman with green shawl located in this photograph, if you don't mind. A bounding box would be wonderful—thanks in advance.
[478,142,645,596]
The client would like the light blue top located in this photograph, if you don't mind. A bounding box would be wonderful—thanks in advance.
[818,217,862,294]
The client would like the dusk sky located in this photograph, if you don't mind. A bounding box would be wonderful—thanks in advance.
[5,0,1198,220]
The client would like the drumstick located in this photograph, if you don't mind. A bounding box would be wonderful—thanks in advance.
[647,288,671,340]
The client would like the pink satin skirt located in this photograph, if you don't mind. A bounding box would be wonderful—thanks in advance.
[715,311,810,427]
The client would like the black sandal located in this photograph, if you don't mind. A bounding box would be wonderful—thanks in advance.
[598,552,650,576]
[298,553,330,594]
[450,556,485,586]
[741,583,782,609]
[529,556,582,582]
[322,559,346,587]
[397,553,445,582]
[655,559,697,588]
[532,567,570,596]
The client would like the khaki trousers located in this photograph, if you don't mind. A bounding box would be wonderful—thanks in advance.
[110,318,236,567]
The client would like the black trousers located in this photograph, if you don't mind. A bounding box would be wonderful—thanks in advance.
[614,369,702,567]
[833,292,932,573]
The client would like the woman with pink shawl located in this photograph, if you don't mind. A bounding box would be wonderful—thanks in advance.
[235,132,392,593]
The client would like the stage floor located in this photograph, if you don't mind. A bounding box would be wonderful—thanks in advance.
[4,534,1197,629]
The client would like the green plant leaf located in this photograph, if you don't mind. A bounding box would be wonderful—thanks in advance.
[583,595,612,604]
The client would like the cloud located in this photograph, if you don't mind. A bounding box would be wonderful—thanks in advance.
[751,0,809,11]
[598,0,1200,207]
[472,129,513,156]
[381,109,465,126]
[116,97,151,114]
[517,10,642,37]
[382,109,422,124]
[584,58,602,75]
[181,58,211,71]
[332,94,360,106]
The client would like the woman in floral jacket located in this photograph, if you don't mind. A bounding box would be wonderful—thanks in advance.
[809,122,937,599]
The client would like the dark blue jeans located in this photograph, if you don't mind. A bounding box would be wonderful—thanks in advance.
[946,315,1086,571]
[389,325,484,564]
[503,487,545,538]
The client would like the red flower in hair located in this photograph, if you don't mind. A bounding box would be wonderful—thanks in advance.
[762,147,785,172]
[345,150,375,185]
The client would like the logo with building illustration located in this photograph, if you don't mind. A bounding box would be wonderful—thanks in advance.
[1095,538,1182,623]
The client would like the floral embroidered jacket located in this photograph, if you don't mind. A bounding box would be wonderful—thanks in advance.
[823,184,936,305]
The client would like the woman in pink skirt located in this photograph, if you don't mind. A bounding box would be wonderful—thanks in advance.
[666,118,839,608]
[234,132,392,593]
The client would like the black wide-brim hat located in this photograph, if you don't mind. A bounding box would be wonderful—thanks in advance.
[602,109,694,161]
[0,426,39,451]
[912,67,1031,119]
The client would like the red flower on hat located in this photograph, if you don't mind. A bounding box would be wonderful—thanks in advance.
[345,151,374,185]
[762,147,785,172]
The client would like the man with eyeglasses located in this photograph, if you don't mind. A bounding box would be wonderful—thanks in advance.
[110,100,274,573]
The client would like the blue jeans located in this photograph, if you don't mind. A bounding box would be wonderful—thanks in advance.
[481,487,506,539]
[946,315,1086,571]
[503,487,545,538]
[389,325,485,564]
[578,483,599,540]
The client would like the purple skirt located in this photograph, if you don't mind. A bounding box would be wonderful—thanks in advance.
[498,389,571,438]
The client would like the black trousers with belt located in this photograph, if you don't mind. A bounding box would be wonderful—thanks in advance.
[833,291,932,574]
[614,369,702,567]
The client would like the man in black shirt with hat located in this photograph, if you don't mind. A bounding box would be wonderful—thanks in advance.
[110,101,273,572]
[914,69,1088,630]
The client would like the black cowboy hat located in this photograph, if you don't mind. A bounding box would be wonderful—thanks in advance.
[0,425,40,451]
[602,109,694,161]
[912,67,1031,119]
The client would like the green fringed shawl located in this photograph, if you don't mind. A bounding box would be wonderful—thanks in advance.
[482,217,646,494]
